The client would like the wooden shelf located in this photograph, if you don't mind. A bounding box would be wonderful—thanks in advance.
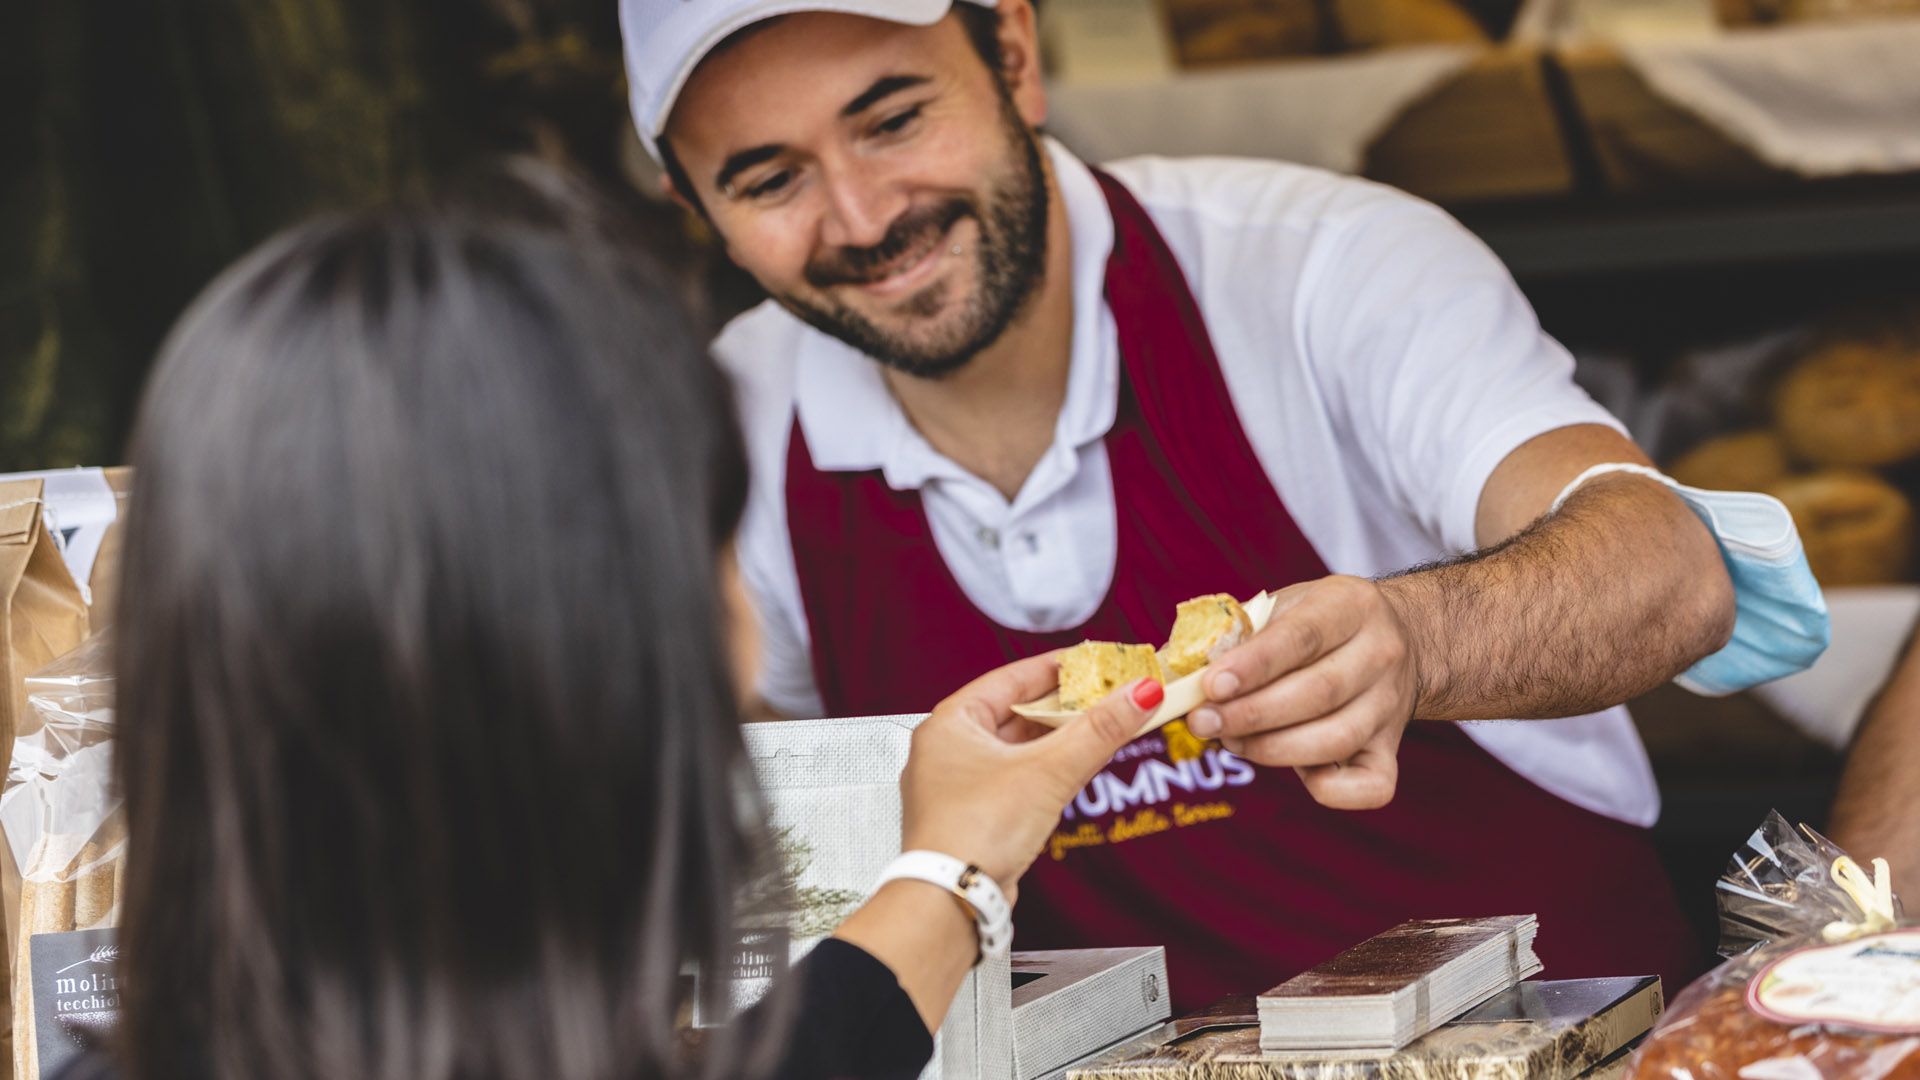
[1457,179,1920,281]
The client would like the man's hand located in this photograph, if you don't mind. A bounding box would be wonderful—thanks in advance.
[1829,621,1920,902]
[1182,425,1735,814]
[1188,577,1420,810]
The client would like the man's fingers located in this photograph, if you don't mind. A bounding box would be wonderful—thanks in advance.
[1202,640,1374,740]
[1294,733,1401,810]
[1221,702,1372,768]
[1217,675,1403,767]
[1206,578,1369,703]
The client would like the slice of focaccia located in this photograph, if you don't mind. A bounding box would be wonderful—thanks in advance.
[1158,593,1253,678]
[1057,641,1166,711]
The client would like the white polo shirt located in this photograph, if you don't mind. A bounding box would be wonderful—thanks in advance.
[715,138,1662,828]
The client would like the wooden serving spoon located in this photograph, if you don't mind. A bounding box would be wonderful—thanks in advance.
[1011,590,1279,739]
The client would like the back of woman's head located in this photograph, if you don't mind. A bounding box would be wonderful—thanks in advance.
[114,161,772,1080]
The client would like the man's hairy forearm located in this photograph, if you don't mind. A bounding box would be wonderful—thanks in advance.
[1378,474,1734,721]
[1829,625,1920,901]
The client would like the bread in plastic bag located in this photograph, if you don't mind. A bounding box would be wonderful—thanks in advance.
[1629,810,1919,1080]
[2,632,121,1080]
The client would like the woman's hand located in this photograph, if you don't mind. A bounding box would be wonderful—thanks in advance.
[901,653,1162,889]
[835,655,1157,1034]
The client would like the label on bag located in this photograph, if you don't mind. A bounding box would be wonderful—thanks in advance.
[1748,927,1920,1031]
[31,927,122,1075]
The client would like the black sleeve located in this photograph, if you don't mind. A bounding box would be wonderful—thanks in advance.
[47,941,937,1080]
[742,937,936,1080]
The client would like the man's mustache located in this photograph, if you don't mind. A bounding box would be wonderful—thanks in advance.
[805,199,973,289]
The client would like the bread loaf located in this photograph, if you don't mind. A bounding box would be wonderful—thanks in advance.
[1668,430,1792,492]
[1775,321,1920,468]
[1767,470,1913,585]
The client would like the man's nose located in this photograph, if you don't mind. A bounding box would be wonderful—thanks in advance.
[817,162,907,251]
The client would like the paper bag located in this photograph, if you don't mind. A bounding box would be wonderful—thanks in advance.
[0,469,129,1080]
[81,469,131,631]
[0,479,91,765]
[738,714,1014,1080]
[0,479,95,1080]
[4,634,121,1080]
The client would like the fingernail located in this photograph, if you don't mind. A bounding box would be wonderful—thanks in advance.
[1131,678,1164,710]
[1189,708,1222,737]
[1209,672,1240,699]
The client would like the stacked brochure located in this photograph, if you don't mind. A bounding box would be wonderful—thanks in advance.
[1059,975,1661,1079]
[1257,915,1543,1051]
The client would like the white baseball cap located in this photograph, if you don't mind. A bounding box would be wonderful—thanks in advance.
[619,0,999,163]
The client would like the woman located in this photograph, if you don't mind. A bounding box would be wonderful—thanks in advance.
[71,162,1160,1080]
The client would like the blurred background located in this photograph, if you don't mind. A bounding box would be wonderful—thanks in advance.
[7,0,1920,943]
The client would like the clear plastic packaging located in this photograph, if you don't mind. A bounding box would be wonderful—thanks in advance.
[2,632,122,1079]
[1629,811,1920,1080]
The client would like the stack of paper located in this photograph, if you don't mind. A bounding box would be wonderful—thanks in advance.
[1060,976,1661,1079]
[1257,916,1542,1051]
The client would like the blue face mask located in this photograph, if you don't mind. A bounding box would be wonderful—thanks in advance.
[1669,483,1832,696]
[1554,464,1831,697]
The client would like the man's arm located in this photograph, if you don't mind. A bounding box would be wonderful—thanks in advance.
[1388,423,1735,720]
[1828,623,1920,901]
[1189,423,1735,809]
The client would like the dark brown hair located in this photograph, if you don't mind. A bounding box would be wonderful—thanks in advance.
[113,160,781,1080]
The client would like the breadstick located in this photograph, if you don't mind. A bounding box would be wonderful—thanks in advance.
[73,843,114,931]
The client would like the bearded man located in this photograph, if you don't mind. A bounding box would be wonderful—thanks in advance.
[619,0,1827,1009]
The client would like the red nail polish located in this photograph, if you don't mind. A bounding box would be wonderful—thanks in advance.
[1131,678,1164,710]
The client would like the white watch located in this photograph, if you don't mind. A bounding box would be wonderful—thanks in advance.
[874,851,1013,963]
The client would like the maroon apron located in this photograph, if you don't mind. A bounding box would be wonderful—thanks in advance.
[785,170,1703,1010]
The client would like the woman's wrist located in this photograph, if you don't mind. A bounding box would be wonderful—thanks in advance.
[874,851,1013,962]
[833,879,981,1033]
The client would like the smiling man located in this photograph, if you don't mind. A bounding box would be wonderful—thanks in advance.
[619,0,1825,1009]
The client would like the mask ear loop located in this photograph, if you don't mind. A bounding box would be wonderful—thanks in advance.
[1548,462,1672,515]
[1822,855,1898,941]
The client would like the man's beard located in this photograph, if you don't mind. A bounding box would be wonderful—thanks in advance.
[775,104,1050,380]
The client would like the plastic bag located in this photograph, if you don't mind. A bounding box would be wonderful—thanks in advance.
[1630,811,1920,1080]
[0,633,121,1080]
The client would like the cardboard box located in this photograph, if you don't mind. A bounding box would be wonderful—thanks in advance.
[1013,948,1172,1078]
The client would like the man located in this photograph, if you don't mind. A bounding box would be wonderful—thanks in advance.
[619,0,1818,1008]
[1831,623,1920,901]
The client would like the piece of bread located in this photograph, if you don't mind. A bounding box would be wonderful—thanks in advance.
[1058,642,1167,711]
[1159,593,1254,678]
[1334,0,1489,47]
[1780,0,1920,22]
[1766,470,1913,586]
[1668,430,1793,492]
[1774,330,1920,468]
[1163,0,1325,66]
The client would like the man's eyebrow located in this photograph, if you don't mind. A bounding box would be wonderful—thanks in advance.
[842,75,930,118]
[715,144,784,194]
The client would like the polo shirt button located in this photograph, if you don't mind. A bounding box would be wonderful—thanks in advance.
[977,526,1000,549]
